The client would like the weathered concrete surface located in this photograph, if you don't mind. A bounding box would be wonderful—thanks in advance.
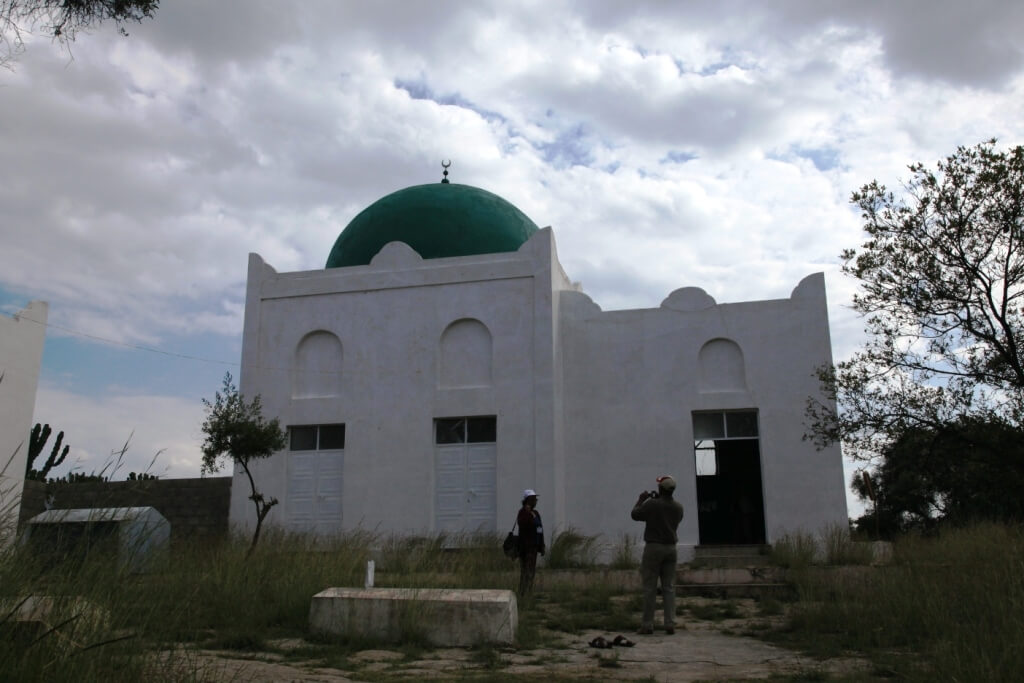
[308,587,517,646]
[678,566,784,584]
[177,628,870,682]
[0,596,111,648]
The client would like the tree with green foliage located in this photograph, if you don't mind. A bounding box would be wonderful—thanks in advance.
[852,417,1024,536]
[1,0,158,67]
[25,422,69,481]
[201,372,286,553]
[807,140,1024,526]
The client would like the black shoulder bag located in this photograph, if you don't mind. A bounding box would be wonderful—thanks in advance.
[502,520,519,559]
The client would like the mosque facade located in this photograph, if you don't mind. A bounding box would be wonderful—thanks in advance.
[229,181,847,557]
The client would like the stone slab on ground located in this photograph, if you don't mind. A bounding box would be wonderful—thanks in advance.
[308,587,517,646]
[0,596,111,648]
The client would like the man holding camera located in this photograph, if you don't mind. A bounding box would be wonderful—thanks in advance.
[631,475,684,634]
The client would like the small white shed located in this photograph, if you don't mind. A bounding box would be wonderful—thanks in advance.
[24,506,170,572]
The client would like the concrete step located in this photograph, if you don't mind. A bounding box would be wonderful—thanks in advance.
[678,566,783,585]
[689,544,773,567]
[676,582,795,599]
[695,544,772,557]
[677,550,792,600]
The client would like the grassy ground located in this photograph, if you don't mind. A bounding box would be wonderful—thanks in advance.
[1,523,1022,681]
[761,521,1024,682]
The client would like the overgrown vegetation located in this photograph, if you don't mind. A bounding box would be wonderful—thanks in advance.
[545,527,600,568]
[2,517,1021,681]
[771,524,874,569]
[767,522,1024,681]
[771,530,820,569]
[608,533,639,569]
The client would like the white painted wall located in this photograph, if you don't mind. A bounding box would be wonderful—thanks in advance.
[0,301,48,548]
[232,229,847,554]
[558,273,846,556]
[231,232,563,538]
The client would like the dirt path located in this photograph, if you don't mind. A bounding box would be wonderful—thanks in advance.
[183,609,870,682]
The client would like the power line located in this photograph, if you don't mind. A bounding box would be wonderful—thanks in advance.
[13,314,238,367]
[11,312,350,379]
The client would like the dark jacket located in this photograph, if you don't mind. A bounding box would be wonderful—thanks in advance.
[516,506,545,555]
[631,494,684,544]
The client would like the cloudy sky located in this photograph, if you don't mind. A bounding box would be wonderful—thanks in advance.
[2,1,1023,514]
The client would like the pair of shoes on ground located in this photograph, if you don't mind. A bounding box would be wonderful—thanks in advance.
[589,634,635,648]
[637,626,675,635]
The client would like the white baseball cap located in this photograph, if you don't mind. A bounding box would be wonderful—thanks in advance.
[522,489,538,500]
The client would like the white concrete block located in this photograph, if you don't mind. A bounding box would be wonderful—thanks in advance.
[309,587,517,646]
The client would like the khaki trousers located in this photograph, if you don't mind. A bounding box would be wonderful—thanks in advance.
[640,542,677,629]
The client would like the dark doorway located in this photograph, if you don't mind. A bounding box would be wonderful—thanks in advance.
[693,410,766,545]
[695,439,766,544]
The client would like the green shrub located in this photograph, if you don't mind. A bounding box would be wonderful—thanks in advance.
[820,522,873,565]
[545,527,600,569]
[770,530,818,568]
[609,533,638,569]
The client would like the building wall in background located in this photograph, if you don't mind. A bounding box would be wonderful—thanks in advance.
[20,477,232,545]
[0,301,47,548]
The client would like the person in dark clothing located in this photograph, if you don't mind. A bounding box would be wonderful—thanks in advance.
[516,489,545,596]
[631,475,684,634]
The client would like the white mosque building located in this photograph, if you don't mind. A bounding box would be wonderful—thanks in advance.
[229,177,847,557]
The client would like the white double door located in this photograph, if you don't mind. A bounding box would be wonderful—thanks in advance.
[287,451,343,536]
[434,443,497,534]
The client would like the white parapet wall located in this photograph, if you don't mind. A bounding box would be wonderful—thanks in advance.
[309,587,518,646]
[0,301,48,549]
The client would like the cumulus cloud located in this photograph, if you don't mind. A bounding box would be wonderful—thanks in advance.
[2,0,1023,490]
[32,384,206,480]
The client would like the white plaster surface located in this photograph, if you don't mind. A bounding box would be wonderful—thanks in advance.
[308,587,517,646]
[0,301,47,548]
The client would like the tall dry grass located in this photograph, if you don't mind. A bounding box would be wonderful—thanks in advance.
[10,514,1020,682]
[780,521,1024,681]
[545,526,600,568]
[0,524,522,680]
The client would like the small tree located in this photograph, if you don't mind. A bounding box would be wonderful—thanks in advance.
[201,372,286,553]
[850,417,1024,535]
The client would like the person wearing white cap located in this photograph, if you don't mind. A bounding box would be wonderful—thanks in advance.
[515,488,545,596]
[631,475,684,634]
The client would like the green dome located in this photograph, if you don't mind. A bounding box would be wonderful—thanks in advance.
[326,183,539,268]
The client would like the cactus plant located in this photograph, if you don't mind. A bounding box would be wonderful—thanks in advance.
[26,423,70,481]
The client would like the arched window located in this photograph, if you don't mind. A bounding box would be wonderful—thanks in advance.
[439,319,493,388]
[292,331,343,398]
[698,338,746,392]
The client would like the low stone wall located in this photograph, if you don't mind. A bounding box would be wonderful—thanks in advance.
[19,477,232,545]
